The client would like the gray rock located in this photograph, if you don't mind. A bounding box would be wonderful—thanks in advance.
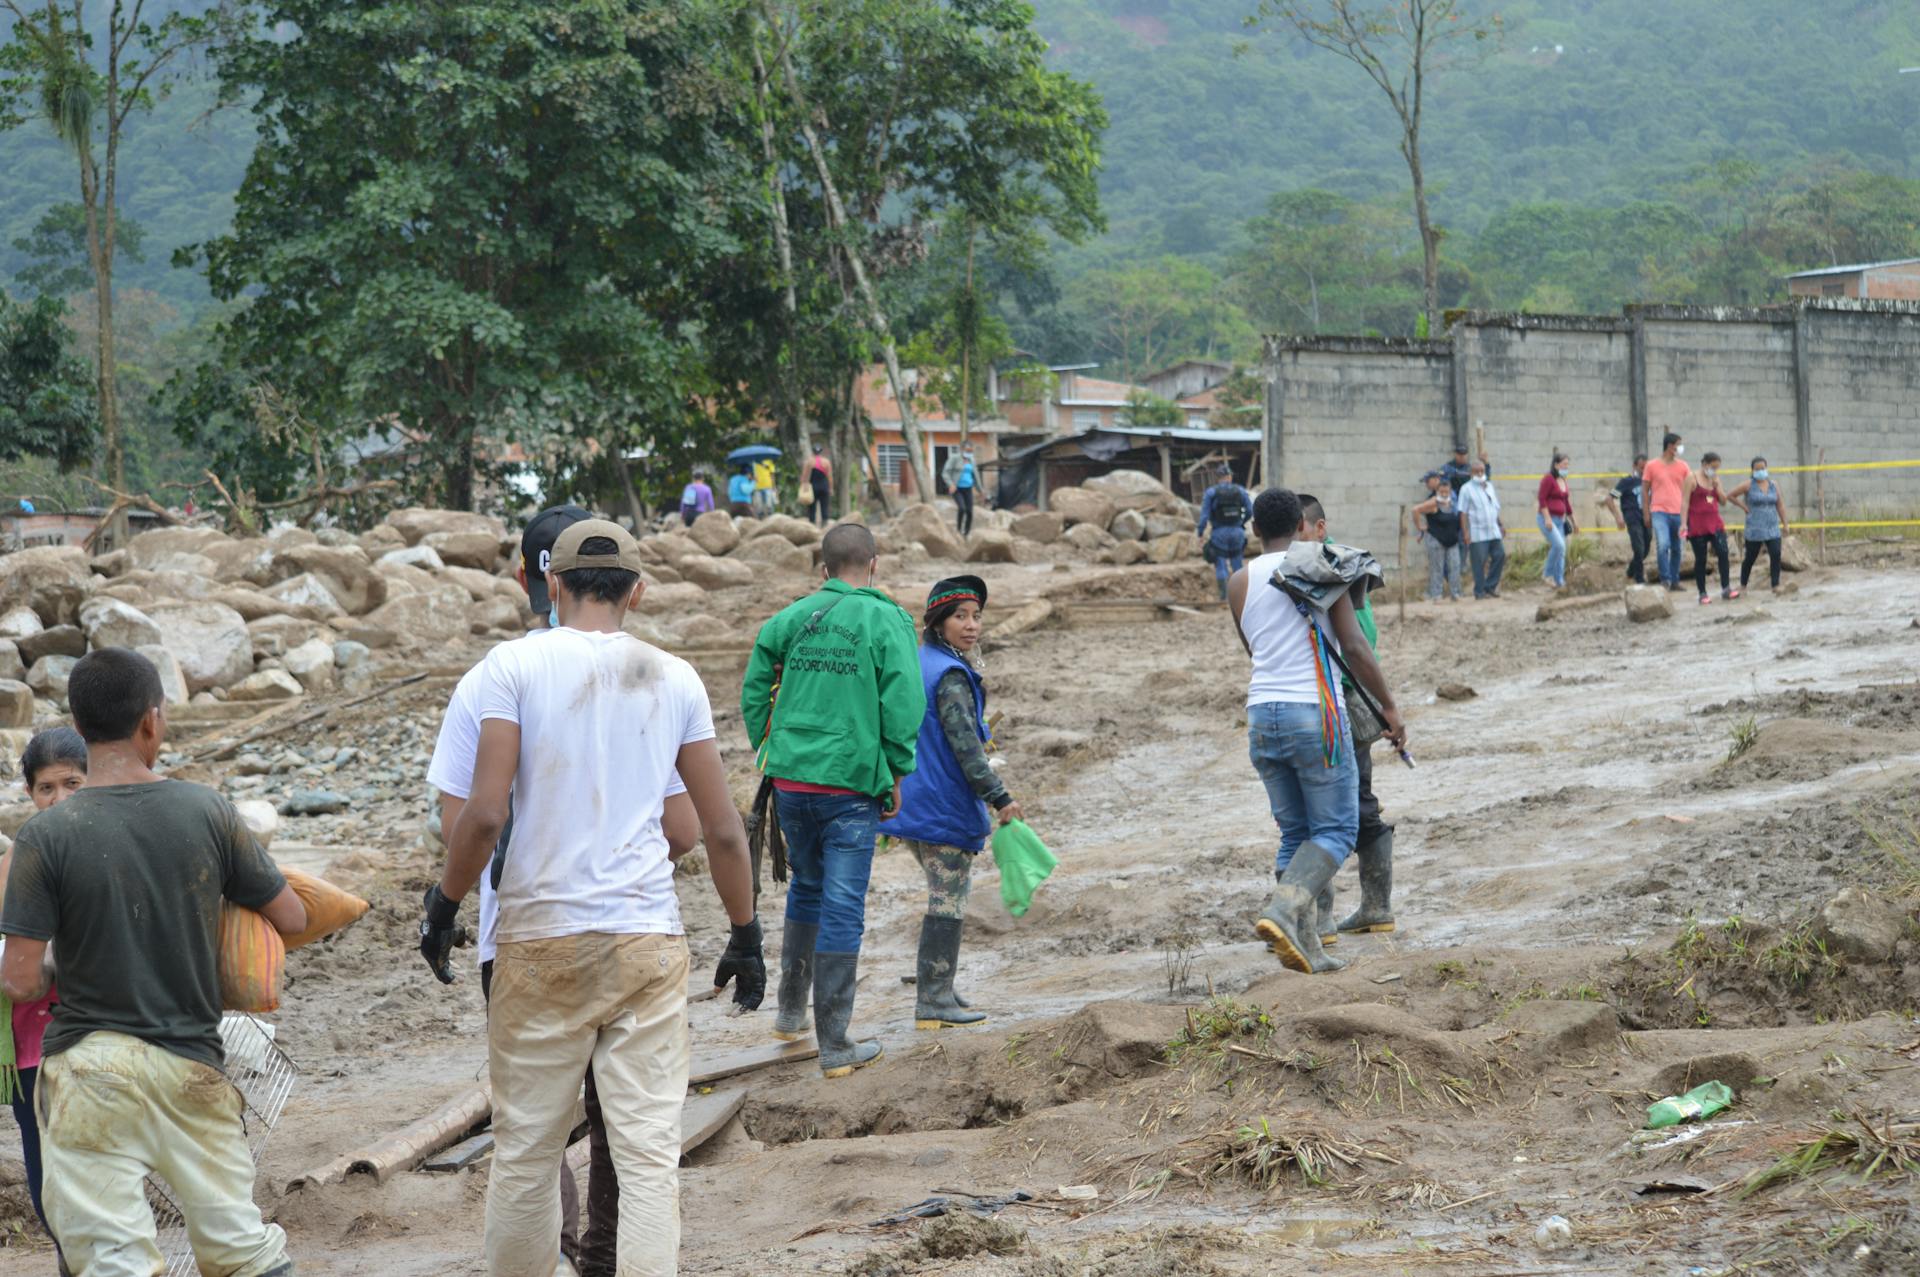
[0,546,93,625]
[233,798,279,851]
[1815,887,1904,964]
[281,789,351,816]
[333,640,372,669]
[1624,585,1674,623]
[149,601,254,694]
[263,572,345,615]
[1009,511,1063,544]
[379,544,446,573]
[687,510,742,557]
[228,669,305,702]
[282,637,337,694]
[678,556,754,591]
[0,639,23,683]
[965,529,1017,564]
[0,679,34,729]
[0,606,44,642]
[26,655,77,701]
[80,596,163,650]
[1108,509,1148,541]
[18,625,85,664]
[135,645,192,707]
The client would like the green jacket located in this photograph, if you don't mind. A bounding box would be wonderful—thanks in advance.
[741,578,926,797]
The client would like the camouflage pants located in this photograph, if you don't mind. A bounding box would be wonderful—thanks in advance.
[906,841,974,920]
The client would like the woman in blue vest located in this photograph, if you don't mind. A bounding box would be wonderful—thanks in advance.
[890,575,1023,1029]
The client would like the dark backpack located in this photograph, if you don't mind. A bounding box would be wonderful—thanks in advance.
[1212,485,1248,527]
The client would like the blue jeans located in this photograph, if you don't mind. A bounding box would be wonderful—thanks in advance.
[1468,538,1506,597]
[10,1066,54,1251]
[1652,512,1684,585]
[1536,512,1569,586]
[776,790,881,953]
[1208,527,1247,583]
[1248,701,1358,875]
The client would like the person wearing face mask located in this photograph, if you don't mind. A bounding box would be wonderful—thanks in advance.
[1411,479,1463,602]
[1535,451,1578,589]
[1603,454,1651,584]
[742,523,926,1077]
[888,577,1023,1031]
[1729,457,1791,592]
[1455,460,1506,600]
[1640,432,1693,591]
[1686,450,1738,603]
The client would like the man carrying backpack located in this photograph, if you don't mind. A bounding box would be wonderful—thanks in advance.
[1197,462,1254,600]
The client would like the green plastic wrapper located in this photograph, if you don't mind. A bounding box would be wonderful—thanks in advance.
[1644,1080,1734,1129]
[991,820,1057,917]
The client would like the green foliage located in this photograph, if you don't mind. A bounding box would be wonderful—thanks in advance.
[0,289,96,469]
[1062,256,1254,378]
[1117,389,1182,429]
[10,202,143,300]
[186,0,755,508]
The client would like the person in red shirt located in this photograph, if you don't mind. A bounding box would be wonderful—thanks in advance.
[1535,452,1578,589]
[1686,450,1739,603]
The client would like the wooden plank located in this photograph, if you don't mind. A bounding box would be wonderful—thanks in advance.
[421,1132,495,1172]
[690,1039,818,1085]
[288,1084,491,1190]
[564,1089,745,1174]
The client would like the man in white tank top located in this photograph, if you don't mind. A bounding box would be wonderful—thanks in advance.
[1227,489,1406,973]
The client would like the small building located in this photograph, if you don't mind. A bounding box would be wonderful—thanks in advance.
[990,426,1263,511]
[1785,258,1920,300]
[1140,358,1233,404]
[860,367,1011,500]
[997,364,1151,434]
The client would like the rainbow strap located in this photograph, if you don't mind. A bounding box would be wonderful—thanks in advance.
[1291,598,1346,768]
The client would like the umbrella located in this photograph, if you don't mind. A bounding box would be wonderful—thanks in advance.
[727,444,782,464]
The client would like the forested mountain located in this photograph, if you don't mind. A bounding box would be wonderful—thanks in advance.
[4,1,1918,336]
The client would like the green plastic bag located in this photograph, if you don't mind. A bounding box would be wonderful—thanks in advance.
[991,820,1057,918]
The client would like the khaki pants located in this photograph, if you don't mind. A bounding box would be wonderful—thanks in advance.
[39,1031,289,1277]
[485,932,690,1277]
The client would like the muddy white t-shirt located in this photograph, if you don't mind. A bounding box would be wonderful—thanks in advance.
[426,659,688,962]
[472,627,713,944]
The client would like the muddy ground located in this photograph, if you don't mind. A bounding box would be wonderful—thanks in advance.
[4,536,1920,1275]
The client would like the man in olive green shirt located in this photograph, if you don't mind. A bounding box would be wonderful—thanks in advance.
[742,523,924,1077]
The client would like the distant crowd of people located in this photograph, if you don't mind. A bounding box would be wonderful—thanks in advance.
[678,441,984,537]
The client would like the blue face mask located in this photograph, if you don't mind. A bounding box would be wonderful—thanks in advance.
[1753,468,1769,482]
[548,603,560,629]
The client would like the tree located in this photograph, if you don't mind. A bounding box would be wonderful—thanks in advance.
[1234,188,1421,334]
[11,201,142,298]
[1245,0,1499,336]
[1066,257,1254,380]
[189,0,754,510]
[0,289,96,469]
[0,0,248,535]
[1116,389,1182,429]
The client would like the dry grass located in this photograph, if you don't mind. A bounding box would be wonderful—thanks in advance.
[1736,1114,1920,1198]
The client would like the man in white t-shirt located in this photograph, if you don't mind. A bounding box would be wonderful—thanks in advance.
[427,509,702,1277]
[419,519,763,1276]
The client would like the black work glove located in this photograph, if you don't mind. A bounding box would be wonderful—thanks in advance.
[713,916,766,1010]
[418,884,468,985]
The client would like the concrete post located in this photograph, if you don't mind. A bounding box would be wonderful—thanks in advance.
[1628,310,1650,462]
[1262,353,1284,490]
[1035,458,1050,512]
[1157,443,1172,490]
[1449,322,1471,449]
[1791,303,1814,514]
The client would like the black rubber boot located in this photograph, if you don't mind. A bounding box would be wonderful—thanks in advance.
[1255,843,1348,974]
[1337,829,1396,934]
[813,951,883,1078]
[914,915,987,1029]
[1316,886,1339,947]
[771,919,817,1041]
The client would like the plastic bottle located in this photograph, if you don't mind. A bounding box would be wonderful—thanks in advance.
[1645,1081,1734,1129]
[1533,1216,1573,1251]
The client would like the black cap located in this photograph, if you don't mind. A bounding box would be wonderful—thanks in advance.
[926,574,988,613]
[520,505,593,613]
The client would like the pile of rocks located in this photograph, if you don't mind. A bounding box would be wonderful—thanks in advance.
[867,470,1201,570]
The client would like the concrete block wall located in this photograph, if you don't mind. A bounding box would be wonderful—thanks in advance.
[1644,319,1798,475]
[1268,343,1452,566]
[1803,308,1920,516]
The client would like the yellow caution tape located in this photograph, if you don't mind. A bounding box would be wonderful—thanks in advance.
[1492,457,1920,482]
[1507,518,1920,537]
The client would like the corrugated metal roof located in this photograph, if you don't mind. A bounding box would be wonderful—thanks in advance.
[1786,257,1920,279]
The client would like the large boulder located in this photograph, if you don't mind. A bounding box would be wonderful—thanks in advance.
[1046,487,1116,530]
[1010,512,1063,545]
[641,561,683,586]
[265,524,319,552]
[0,640,22,683]
[248,615,338,660]
[1815,887,1904,964]
[282,637,337,694]
[636,582,710,616]
[679,555,756,591]
[1144,531,1199,564]
[383,508,505,547]
[1143,513,1191,541]
[1109,509,1148,542]
[136,645,191,707]
[361,585,474,646]
[747,514,822,547]
[374,560,439,600]
[210,588,302,623]
[233,799,279,852]
[688,510,742,557]
[200,539,277,586]
[18,625,85,664]
[263,573,346,616]
[1623,585,1673,623]
[0,606,43,641]
[79,596,163,651]
[423,530,500,571]
[126,526,228,572]
[26,655,77,702]
[269,545,385,615]
[1063,522,1116,554]
[0,546,93,625]
[1098,541,1149,566]
[731,534,812,576]
[148,601,253,693]
[358,525,408,558]
[228,669,304,702]
[1084,469,1174,512]
[379,545,446,573]
[891,503,967,560]
[674,614,737,645]
[643,533,710,568]
[0,679,33,729]
[469,596,523,634]
[1780,533,1813,573]
[965,529,1017,564]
